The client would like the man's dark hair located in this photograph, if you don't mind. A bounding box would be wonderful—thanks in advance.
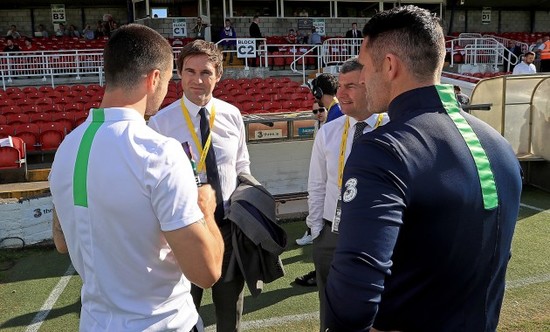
[103,24,173,90]
[525,51,536,57]
[177,39,223,77]
[315,73,339,96]
[362,5,445,81]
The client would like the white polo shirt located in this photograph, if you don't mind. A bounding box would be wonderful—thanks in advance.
[50,108,202,331]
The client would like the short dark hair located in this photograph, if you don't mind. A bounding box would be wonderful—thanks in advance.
[525,51,536,57]
[362,5,445,81]
[103,24,173,90]
[177,39,223,76]
[315,73,339,96]
[340,57,363,74]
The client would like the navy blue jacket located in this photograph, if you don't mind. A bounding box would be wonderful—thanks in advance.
[325,85,522,331]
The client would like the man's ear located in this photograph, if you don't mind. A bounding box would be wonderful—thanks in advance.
[384,53,400,81]
[146,69,162,93]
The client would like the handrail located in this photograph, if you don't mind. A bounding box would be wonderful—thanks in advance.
[288,45,321,86]
[446,37,520,71]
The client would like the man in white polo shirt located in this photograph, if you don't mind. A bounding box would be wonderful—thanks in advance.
[49,24,224,332]
[512,51,537,75]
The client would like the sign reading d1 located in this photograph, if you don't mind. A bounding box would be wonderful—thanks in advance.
[173,20,187,37]
[481,7,491,25]
[237,39,256,58]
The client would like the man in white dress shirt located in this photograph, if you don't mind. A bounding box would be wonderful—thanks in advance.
[148,39,251,332]
[307,57,389,331]
[512,51,537,75]
[50,24,224,332]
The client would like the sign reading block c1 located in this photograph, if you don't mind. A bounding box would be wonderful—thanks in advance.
[173,21,187,37]
[237,39,257,58]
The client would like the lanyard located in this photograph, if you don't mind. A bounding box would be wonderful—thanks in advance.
[337,113,385,189]
[181,99,216,173]
[328,98,338,112]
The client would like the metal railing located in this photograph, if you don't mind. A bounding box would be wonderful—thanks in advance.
[1,49,104,90]
[446,37,520,71]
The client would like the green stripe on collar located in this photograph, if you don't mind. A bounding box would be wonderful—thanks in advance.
[73,108,105,207]
[436,84,498,210]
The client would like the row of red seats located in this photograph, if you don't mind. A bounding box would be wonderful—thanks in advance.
[0,121,74,152]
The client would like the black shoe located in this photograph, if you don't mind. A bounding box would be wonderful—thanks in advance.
[295,270,317,287]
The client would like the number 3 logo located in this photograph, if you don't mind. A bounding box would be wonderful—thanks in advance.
[342,178,358,203]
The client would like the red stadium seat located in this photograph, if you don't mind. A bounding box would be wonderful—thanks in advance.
[29,113,52,124]
[0,115,6,125]
[0,136,28,179]
[73,110,89,127]
[39,129,64,152]
[1,105,23,116]
[6,114,30,126]
[13,123,40,152]
[0,124,16,138]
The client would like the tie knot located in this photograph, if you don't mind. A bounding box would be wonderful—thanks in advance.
[199,107,208,118]
[353,121,368,143]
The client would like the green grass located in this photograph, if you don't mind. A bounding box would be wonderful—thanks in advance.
[0,187,549,331]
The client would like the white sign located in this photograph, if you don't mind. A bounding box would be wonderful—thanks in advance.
[254,129,283,140]
[313,20,326,36]
[481,8,491,25]
[173,21,187,37]
[237,39,257,58]
[51,4,66,23]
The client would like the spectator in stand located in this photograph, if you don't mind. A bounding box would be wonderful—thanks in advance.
[299,9,309,17]
[55,23,67,37]
[219,19,236,64]
[285,29,297,44]
[249,16,262,67]
[512,51,537,75]
[37,24,49,38]
[83,24,95,40]
[309,27,322,45]
[454,85,470,106]
[345,22,362,39]
[310,73,343,123]
[192,17,208,40]
[22,37,38,51]
[67,24,81,38]
[539,35,550,72]
[6,25,21,39]
[529,38,543,71]
[508,41,523,71]
[3,36,20,52]
[95,20,106,39]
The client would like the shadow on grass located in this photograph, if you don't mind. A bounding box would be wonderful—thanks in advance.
[0,298,81,329]
[199,284,318,326]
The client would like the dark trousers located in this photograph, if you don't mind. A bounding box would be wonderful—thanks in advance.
[312,220,339,332]
[541,59,550,72]
[191,222,245,332]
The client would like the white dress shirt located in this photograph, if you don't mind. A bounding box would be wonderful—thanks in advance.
[148,95,251,212]
[306,113,390,239]
[512,61,537,75]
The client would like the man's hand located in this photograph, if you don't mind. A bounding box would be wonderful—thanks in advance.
[197,184,216,218]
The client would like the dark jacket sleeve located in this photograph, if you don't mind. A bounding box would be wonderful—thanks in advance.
[324,137,408,331]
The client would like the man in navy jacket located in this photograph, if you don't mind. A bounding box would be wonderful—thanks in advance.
[325,5,522,331]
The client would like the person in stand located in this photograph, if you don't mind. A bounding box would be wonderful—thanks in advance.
[310,73,343,123]
[22,37,38,51]
[512,51,537,75]
[285,29,298,44]
[219,19,236,64]
[192,17,209,40]
[249,15,262,67]
[50,24,224,332]
[453,85,470,106]
[67,24,81,38]
[148,39,251,332]
[37,24,49,38]
[83,24,95,40]
[3,36,20,52]
[6,25,21,39]
[345,22,362,39]
[538,35,550,72]
[325,6,522,331]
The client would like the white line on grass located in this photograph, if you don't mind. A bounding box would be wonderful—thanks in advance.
[520,203,549,214]
[506,273,550,290]
[205,312,319,331]
[25,264,75,332]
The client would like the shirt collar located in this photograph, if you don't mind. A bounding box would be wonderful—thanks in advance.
[387,85,443,121]
[348,112,382,129]
[95,107,145,123]
[183,94,214,118]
